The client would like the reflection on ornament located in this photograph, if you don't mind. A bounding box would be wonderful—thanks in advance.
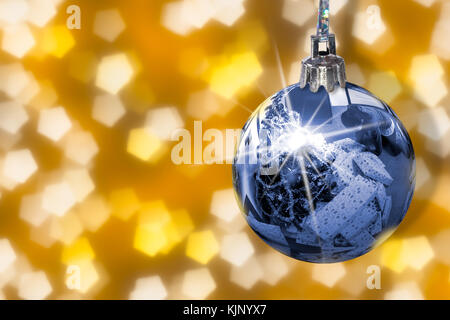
[232,0,415,263]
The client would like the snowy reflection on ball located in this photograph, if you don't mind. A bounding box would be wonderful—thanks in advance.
[232,83,415,263]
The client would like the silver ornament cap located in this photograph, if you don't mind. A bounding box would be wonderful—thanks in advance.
[300,0,346,93]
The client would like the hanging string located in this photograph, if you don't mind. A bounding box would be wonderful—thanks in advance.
[316,0,330,41]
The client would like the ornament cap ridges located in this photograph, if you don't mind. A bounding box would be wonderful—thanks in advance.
[300,34,347,93]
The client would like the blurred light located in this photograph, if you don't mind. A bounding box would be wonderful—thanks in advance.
[210,188,240,223]
[40,25,75,59]
[61,237,95,265]
[181,268,216,299]
[30,219,57,248]
[0,101,28,135]
[0,239,16,273]
[187,89,223,121]
[2,24,35,58]
[0,63,31,98]
[37,107,72,142]
[352,5,387,46]
[129,276,167,300]
[134,226,167,257]
[368,71,402,104]
[42,182,76,217]
[215,212,247,233]
[430,2,450,60]
[19,193,50,227]
[312,263,347,288]
[71,259,101,295]
[26,0,57,27]
[426,129,450,158]
[0,130,21,152]
[96,53,134,94]
[29,80,58,110]
[8,254,33,289]
[134,201,171,257]
[380,235,435,274]
[0,0,445,301]
[0,254,18,290]
[385,282,424,300]
[282,0,314,27]
[220,232,254,266]
[3,149,37,184]
[258,252,289,286]
[49,211,84,245]
[431,229,450,266]
[109,188,140,221]
[0,157,18,191]
[127,128,165,162]
[337,264,368,297]
[138,201,172,229]
[162,0,246,36]
[18,271,52,300]
[415,157,431,191]
[430,174,450,212]
[77,194,111,233]
[230,256,263,290]
[417,107,450,141]
[409,54,448,108]
[16,72,40,106]
[160,209,194,254]
[63,130,99,166]
[236,24,268,59]
[0,0,29,24]
[329,0,348,14]
[92,94,126,127]
[413,0,437,7]
[186,230,219,264]
[159,222,180,255]
[209,51,262,99]
[169,210,193,237]
[93,9,126,42]
[145,106,184,141]
[162,1,194,36]
[401,236,434,271]
[184,0,215,29]
[212,0,245,27]
[381,239,407,273]
[64,168,95,203]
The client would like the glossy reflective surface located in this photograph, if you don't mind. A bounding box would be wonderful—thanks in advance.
[233,83,415,263]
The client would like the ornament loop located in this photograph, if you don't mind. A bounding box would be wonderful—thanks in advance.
[317,0,330,41]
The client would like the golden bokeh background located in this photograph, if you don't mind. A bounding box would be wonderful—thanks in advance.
[0,0,449,300]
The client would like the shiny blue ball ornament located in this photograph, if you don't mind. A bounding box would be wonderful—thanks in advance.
[232,82,415,263]
[232,1,415,262]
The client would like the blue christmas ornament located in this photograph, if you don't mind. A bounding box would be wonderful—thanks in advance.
[232,0,415,263]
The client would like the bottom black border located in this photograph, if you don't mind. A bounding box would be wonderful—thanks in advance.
[0,300,445,317]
